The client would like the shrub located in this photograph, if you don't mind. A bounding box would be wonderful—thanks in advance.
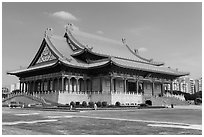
[75,102,80,107]
[96,101,102,107]
[88,102,94,108]
[82,101,87,107]
[102,101,108,107]
[115,101,121,107]
[70,101,75,107]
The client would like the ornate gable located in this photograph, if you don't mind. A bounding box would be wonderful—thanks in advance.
[28,38,58,68]
[35,44,57,64]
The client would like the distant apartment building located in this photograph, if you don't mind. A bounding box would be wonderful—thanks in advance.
[170,77,202,94]
[10,82,20,92]
[2,87,10,99]
[195,77,202,93]
[179,77,189,93]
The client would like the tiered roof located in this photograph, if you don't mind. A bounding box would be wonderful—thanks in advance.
[8,24,189,77]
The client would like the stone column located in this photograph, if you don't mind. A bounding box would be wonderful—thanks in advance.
[19,81,22,92]
[136,79,139,94]
[57,77,60,92]
[152,81,155,96]
[27,82,29,93]
[110,76,113,93]
[84,78,87,93]
[142,82,145,95]
[47,79,49,91]
[22,82,24,93]
[100,77,102,93]
[170,81,173,94]
[68,77,71,92]
[76,77,79,93]
[33,81,35,93]
[62,77,64,92]
[161,82,164,96]
[113,79,116,93]
[52,78,55,91]
[124,78,127,93]
[90,78,93,92]
[42,80,44,92]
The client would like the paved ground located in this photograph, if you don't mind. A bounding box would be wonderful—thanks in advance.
[2,106,202,135]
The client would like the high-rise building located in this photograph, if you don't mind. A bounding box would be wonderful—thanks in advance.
[10,82,20,92]
[195,77,202,93]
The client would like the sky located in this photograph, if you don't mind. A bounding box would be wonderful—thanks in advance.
[2,2,202,88]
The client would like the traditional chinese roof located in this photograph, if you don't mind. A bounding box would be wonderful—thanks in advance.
[8,24,189,77]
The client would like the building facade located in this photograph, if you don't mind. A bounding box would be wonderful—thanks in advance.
[7,24,189,105]
[171,77,202,94]
[195,77,202,93]
[10,82,20,92]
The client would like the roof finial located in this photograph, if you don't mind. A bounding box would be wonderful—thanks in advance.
[85,45,93,51]
[44,28,53,37]
[65,23,73,32]
[134,49,139,54]
[122,38,126,44]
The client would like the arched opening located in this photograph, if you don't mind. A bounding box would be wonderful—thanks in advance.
[70,77,76,92]
[138,83,144,94]
[86,79,91,92]
[64,77,69,91]
[78,78,85,92]
[145,100,152,106]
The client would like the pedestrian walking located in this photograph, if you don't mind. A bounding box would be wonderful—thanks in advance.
[94,103,97,110]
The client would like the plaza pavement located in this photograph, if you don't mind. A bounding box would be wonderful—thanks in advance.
[2,105,202,135]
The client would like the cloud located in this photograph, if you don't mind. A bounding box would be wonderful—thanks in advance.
[51,11,78,21]
[138,47,147,52]
[96,30,104,34]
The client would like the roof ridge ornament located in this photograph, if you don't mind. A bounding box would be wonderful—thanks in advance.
[122,38,158,64]
[65,23,74,32]
[44,28,53,38]
[134,49,139,55]
[85,45,93,51]
[122,38,126,44]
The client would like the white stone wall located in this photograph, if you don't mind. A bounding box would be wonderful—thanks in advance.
[90,93,111,104]
[58,91,143,105]
[111,93,143,105]
[58,92,89,104]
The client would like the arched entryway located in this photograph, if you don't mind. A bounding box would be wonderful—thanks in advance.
[145,100,152,106]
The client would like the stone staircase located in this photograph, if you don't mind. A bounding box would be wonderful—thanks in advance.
[144,96,189,106]
[2,93,56,106]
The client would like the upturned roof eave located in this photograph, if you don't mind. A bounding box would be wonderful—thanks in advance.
[7,61,59,75]
[110,59,189,77]
[67,29,165,66]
